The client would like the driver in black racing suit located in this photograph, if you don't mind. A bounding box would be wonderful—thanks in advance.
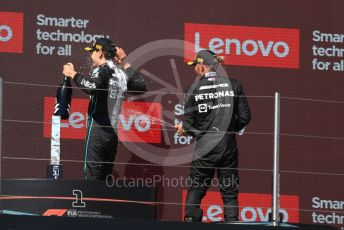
[176,50,251,222]
[63,38,146,180]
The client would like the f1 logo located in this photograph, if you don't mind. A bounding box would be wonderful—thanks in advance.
[0,12,24,53]
[43,209,67,216]
[198,104,208,113]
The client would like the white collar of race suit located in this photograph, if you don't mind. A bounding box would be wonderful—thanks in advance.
[205,72,217,77]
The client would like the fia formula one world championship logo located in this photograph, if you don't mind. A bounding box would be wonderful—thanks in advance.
[0,11,24,53]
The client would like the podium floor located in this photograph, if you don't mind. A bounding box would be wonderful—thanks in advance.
[0,214,337,230]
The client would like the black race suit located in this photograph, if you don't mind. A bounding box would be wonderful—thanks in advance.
[74,64,144,180]
[183,72,251,221]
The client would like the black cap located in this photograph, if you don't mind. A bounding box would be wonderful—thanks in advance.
[84,38,116,59]
[187,49,224,66]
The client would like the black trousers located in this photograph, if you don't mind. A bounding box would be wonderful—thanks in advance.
[185,133,239,221]
[84,117,118,181]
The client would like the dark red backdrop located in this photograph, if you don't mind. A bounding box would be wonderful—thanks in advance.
[0,0,343,227]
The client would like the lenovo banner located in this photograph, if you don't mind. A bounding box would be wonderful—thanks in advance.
[0,11,24,53]
[182,190,299,223]
[184,23,300,68]
[43,97,162,143]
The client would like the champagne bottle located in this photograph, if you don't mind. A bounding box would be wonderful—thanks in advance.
[54,77,72,119]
